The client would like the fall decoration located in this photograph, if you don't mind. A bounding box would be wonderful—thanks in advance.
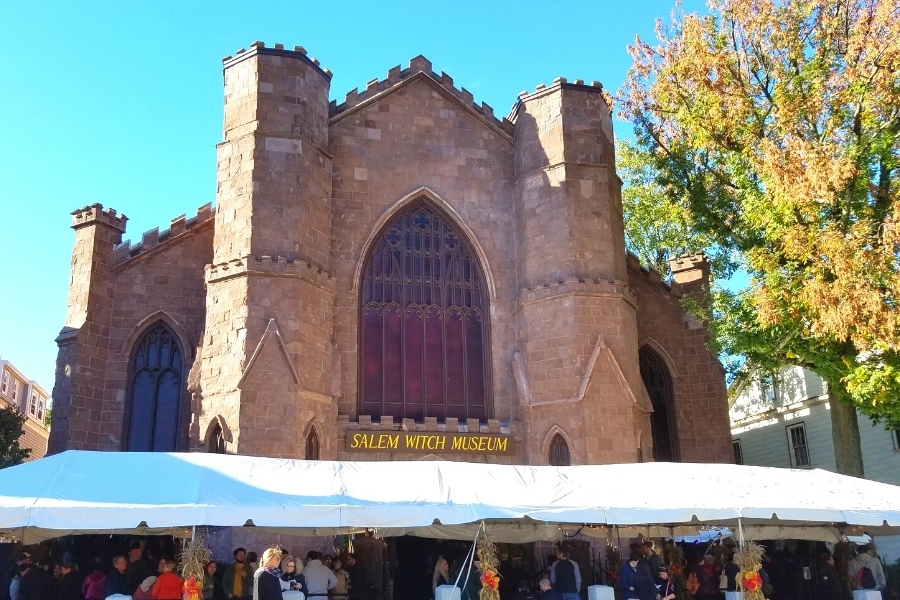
[179,538,212,600]
[733,542,766,600]
[183,576,202,600]
[476,528,500,600]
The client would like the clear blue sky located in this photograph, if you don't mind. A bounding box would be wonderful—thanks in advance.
[0,0,709,393]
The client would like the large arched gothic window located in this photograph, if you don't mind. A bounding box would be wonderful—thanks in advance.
[359,200,492,422]
[548,434,571,466]
[639,346,679,462]
[125,323,184,452]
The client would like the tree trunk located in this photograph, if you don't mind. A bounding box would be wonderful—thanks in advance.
[825,378,865,477]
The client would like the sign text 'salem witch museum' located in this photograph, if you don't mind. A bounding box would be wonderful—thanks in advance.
[50,42,733,471]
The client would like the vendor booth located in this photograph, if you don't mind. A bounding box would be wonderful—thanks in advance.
[2,450,900,543]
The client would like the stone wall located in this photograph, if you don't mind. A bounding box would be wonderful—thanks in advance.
[328,62,519,438]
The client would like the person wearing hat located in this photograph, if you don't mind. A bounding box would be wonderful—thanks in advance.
[655,566,679,600]
[8,553,31,587]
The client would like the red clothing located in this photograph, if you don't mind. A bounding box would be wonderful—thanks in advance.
[152,571,184,600]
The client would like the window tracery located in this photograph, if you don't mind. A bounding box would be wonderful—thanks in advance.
[359,200,492,421]
[125,323,184,451]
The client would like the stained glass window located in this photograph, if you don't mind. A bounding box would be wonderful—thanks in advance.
[125,323,184,451]
[359,200,492,422]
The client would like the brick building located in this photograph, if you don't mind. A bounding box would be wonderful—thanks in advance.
[49,43,732,468]
[0,359,50,462]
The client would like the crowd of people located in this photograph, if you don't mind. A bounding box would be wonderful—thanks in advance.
[8,544,369,600]
[615,539,889,600]
[7,538,891,600]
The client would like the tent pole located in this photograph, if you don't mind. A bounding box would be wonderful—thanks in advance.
[738,518,744,600]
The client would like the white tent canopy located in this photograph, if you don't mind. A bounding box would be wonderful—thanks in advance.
[2,451,899,543]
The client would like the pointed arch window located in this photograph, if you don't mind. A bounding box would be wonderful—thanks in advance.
[549,434,571,466]
[359,199,492,422]
[209,422,226,454]
[306,427,320,460]
[125,323,184,452]
[639,345,679,462]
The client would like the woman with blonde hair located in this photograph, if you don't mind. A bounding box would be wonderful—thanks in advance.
[432,556,450,597]
[253,548,284,600]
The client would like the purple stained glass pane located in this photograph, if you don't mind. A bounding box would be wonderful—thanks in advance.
[361,306,384,417]
[465,310,486,421]
[383,305,403,411]
[445,309,465,416]
[404,307,425,420]
[424,308,445,420]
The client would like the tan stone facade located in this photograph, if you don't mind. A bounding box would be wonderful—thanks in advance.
[49,44,733,466]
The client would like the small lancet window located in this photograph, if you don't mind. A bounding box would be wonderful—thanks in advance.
[209,423,226,454]
[549,433,571,466]
[306,427,320,460]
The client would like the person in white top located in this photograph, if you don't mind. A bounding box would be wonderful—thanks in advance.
[303,552,337,597]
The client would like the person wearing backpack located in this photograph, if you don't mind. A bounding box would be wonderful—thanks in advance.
[848,545,886,592]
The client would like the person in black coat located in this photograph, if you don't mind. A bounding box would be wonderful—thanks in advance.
[538,578,563,600]
[104,556,130,597]
[817,553,844,600]
[254,548,284,600]
[57,562,82,600]
[19,561,56,600]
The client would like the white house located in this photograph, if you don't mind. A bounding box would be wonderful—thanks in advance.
[729,365,900,562]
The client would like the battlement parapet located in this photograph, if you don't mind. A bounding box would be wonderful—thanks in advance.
[70,203,128,232]
[518,276,639,308]
[112,203,214,267]
[669,252,710,290]
[670,252,708,271]
[506,79,608,123]
[329,55,515,137]
[625,251,685,300]
[222,41,333,81]
[341,414,499,433]
[205,254,335,290]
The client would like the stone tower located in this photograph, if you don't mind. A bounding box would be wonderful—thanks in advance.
[198,43,335,457]
[49,205,127,453]
[512,81,650,464]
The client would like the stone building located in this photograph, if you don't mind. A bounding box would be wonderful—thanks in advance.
[0,359,50,461]
[49,42,732,468]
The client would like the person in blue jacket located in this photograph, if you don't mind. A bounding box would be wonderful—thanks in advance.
[619,552,641,599]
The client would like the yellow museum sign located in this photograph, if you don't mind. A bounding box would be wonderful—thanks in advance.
[345,431,513,455]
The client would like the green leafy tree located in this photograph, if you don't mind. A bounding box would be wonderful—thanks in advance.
[619,0,900,476]
[0,405,30,468]
[618,138,737,279]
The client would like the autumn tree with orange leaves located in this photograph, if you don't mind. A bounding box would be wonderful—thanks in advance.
[620,0,900,476]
